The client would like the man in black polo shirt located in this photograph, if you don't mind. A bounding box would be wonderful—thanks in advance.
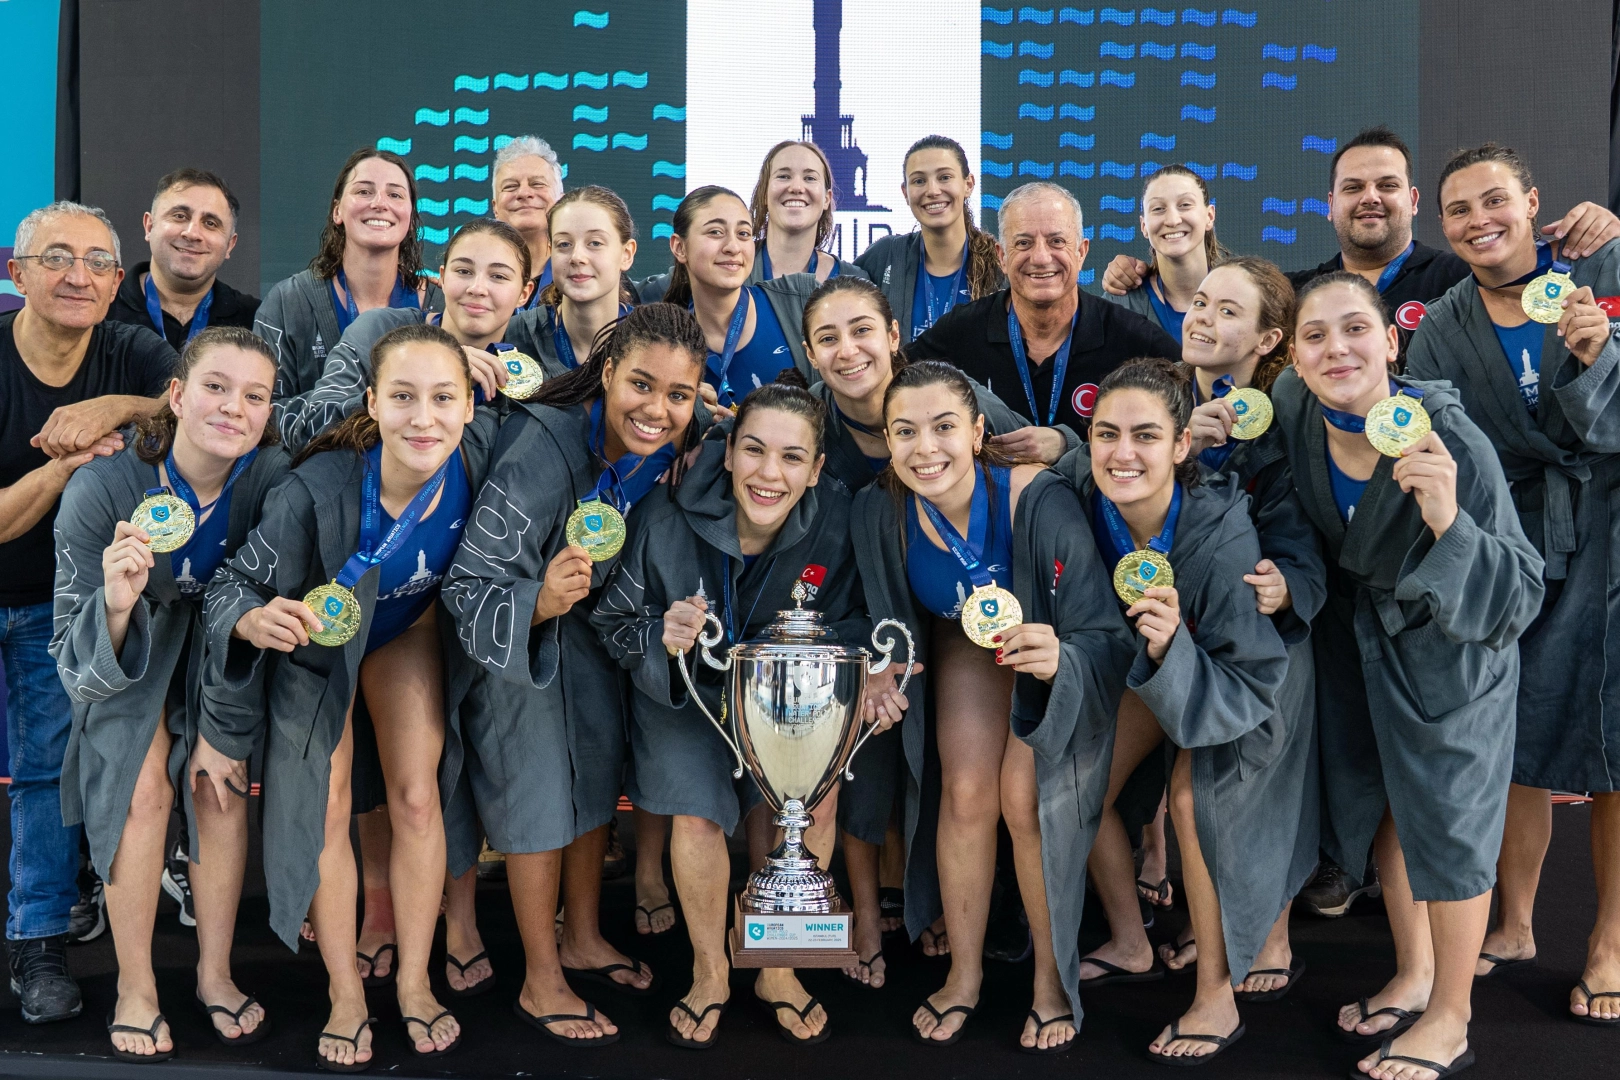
[106,168,259,350]
[1,202,174,1023]
[912,180,1179,462]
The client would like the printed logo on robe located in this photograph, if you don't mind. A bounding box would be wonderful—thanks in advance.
[312,334,326,361]
[1052,557,1064,595]
[883,266,892,285]
[1393,406,1412,427]
[796,563,827,602]
[1597,296,1620,331]
[1071,382,1099,418]
[1395,301,1427,331]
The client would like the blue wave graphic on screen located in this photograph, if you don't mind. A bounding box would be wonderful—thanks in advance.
[1019,104,1055,120]
[1080,269,1096,285]
[1060,161,1095,177]
[1060,70,1096,87]
[1181,70,1216,88]
[984,40,1015,57]
[418,198,451,216]
[1182,8,1216,25]
[1303,44,1337,61]
[1222,163,1257,180]
[1262,198,1296,215]
[1101,41,1135,58]
[574,105,609,123]
[455,108,489,125]
[1019,161,1055,177]
[1185,161,1216,180]
[1181,105,1216,122]
[574,134,609,151]
[1101,162,1135,178]
[574,10,609,28]
[1142,8,1176,24]
[983,159,1013,176]
[1059,8,1095,24]
[454,136,489,153]
[1020,69,1055,86]
[1221,9,1257,25]
[415,165,449,182]
[1261,44,1297,61]
[453,197,490,214]
[1302,135,1337,153]
[419,226,451,244]
[416,109,450,126]
[614,71,649,88]
[1141,160,1161,174]
[652,224,674,238]
[612,133,648,150]
[376,137,412,154]
[454,164,488,181]
[1099,195,1135,212]
[454,75,490,92]
[493,73,528,90]
[575,72,609,89]
[1099,224,1135,241]
[1060,103,1096,119]
[1100,7,1134,24]
[983,131,1015,149]
[1141,133,1176,150]
[653,104,685,121]
[1261,227,1297,244]
[534,72,569,90]
[1020,41,1054,56]
[652,194,682,211]
[652,160,685,178]
[983,7,1014,24]
[1019,7,1055,23]
[1101,70,1135,86]
[1141,42,1176,58]
[1262,73,1297,89]
[1060,132,1096,149]
[1181,43,1215,59]
[1302,198,1329,216]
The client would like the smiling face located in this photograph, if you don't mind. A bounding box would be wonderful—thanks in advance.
[726,407,824,534]
[171,345,275,461]
[904,148,974,232]
[1439,161,1540,274]
[805,290,900,403]
[333,156,413,255]
[366,341,474,477]
[767,144,831,237]
[1181,265,1280,371]
[493,154,563,240]
[10,212,123,330]
[599,341,701,459]
[1329,145,1418,258]
[1089,387,1189,509]
[1140,173,1212,262]
[440,231,532,342]
[998,195,1087,305]
[1291,281,1399,413]
[145,184,236,285]
[885,382,986,500]
[550,200,636,305]
[671,193,754,291]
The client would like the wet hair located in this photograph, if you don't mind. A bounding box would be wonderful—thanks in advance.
[750,140,837,253]
[135,327,280,465]
[151,168,241,231]
[732,368,828,458]
[1092,357,1200,488]
[1330,125,1413,187]
[293,322,470,465]
[1292,270,1392,337]
[1436,141,1537,206]
[309,147,426,287]
[442,217,532,287]
[876,360,1020,514]
[661,185,748,309]
[902,135,1003,300]
[1139,164,1228,269]
[1208,256,1295,393]
[800,276,905,372]
[535,185,638,308]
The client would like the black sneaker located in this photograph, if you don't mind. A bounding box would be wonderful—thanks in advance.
[161,841,196,928]
[8,936,82,1023]
[1298,861,1381,918]
[66,868,106,944]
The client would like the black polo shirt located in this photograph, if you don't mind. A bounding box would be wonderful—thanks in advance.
[911,289,1181,431]
[1287,240,1469,363]
[106,261,261,351]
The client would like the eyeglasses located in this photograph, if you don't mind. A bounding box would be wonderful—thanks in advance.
[15,251,121,275]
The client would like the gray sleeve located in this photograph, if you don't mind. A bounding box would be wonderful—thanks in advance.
[49,472,153,703]
[253,279,303,402]
[590,523,686,708]
[1549,250,1620,451]
[273,335,366,451]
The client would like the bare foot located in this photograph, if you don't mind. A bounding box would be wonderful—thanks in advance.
[196,976,265,1040]
[355,935,394,981]
[844,917,887,988]
[1237,941,1293,996]
[558,934,654,991]
[398,986,458,1054]
[1336,976,1430,1037]
[1474,927,1535,977]
[1355,1014,1468,1080]
[445,916,492,994]
[299,917,317,945]
[878,888,905,934]
[1571,948,1620,1021]
[518,983,616,1041]
[1079,938,1156,981]
[1158,930,1197,971]
[317,999,373,1069]
[1020,980,1074,1050]
[1148,996,1241,1062]
[920,917,950,957]
[911,981,977,1042]
[109,993,174,1057]
[756,969,828,1040]
[634,885,676,935]
[670,971,729,1045]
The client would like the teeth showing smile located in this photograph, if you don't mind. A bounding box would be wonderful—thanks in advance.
[629,418,665,438]
[1109,468,1143,480]
[362,218,393,228]
[1160,230,1188,241]
[922,200,950,213]
[781,198,810,209]
[913,462,948,478]
[748,485,786,503]
[1187,332,1215,345]
[837,360,871,379]
[1469,232,1503,247]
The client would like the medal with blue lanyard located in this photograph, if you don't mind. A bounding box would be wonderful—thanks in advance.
[923,238,971,329]
[332,269,420,334]
[1523,241,1575,324]
[552,304,633,370]
[565,399,677,562]
[1101,483,1181,604]
[303,444,453,647]
[1193,374,1273,467]
[701,289,753,407]
[1322,379,1432,457]
[916,477,1023,648]
[144,274,212,346]
[1006,302,1078,426]
[488,342,546,400]
[130,446,255,553]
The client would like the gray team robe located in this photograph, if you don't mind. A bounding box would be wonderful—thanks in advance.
[201,415,497,948]
[850,468,1133,1017]
[502,304,620,377]
[591,437,869,832]
[1406,242,1620,791]
[51,441,289,881]
[854,231,1007,345]
[1099,280,1159,322]
[745,246,867,287]
[1270,368,1544,900]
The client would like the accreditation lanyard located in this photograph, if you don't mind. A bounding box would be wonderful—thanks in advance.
[830,397,884,438]
[915,471,996,589]
[701,289,753,407]
[1319,380,1425,432]
[923,238,971,327]
[761,246,827,281]
[333,269,421,334]
[552,304,632,370]
[333,443,452,592]
[1098,482,1181,562]
[1473,240,1560,290]
[1006,301,1079,426]
[1374,241,1416,294]
[158,447,257,522]
[1192,374,1238,470]
[583,398,676,512]
[721,553,778,645]
[145,274,213,345]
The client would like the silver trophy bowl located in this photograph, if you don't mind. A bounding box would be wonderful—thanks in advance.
[678,586,914,913]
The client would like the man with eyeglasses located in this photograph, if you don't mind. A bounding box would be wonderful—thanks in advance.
[1,202,174,1024]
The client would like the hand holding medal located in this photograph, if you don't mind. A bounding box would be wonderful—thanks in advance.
[534,544,595,624]
[101,520,156,616]
[1364,387,1433,458]
[1552,283,1612,368]
[1522,249,1577,324]
[1126,586,1181,663]
[915,495,1024,649]
[488,343,546,401]
[1390,430,1460,539]
[129,488,195,553]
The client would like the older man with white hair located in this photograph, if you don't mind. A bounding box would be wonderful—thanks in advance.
[491,136,566,304]
[911,181,1179,462]
[0,201,174,1024]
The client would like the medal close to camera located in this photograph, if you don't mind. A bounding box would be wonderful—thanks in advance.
[677,584,915,966]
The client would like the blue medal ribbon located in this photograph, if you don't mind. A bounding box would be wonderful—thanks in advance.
[552,304,633,370]
[162,447,257,520]
[697,289,753,407]
[923,238,971,327]
[915,471,996,589]
[583,398,677,512]
[144,274,213,345]
[334,443,453,591]
[1191,373,1235,406]
[332,269,421,334]
[1006,300,1079,426]
[1319,379,1424,432]
[1098,482,1182,563]
[1474,240,1558,290]
[761,245,826,281]
[830,397,885,438]
[1374,241,1415,294]
[1192,375,1239,470]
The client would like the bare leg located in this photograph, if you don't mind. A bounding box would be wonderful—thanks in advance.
[310,707,372,1069]
[1573,791,1620,1020]
[878,819,906,933]
[1338,808,1434,1039]
[104,722,176,1057]
[508,849,616,1039]
[1137,795,1173,907]
[667,814,731,1044]
[842,832,886,987]
[354,809,394,981]
[557,825,653,990]
[442,864,491,993]
[1082,690,1164,979]
[633,808,675,934]
[1004,734,1073,1050]
[751,787,840,1039]
[1476,783,1546,974]
[190,735,263,1039]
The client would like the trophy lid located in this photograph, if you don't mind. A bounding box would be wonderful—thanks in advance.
[737,583,866,661]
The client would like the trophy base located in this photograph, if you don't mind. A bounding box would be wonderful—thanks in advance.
[729,895,857,968]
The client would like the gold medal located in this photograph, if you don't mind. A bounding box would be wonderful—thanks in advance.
[1364,391,1432,458]
[1226,387,1273,441]
[1522,270,1576,324]
[495,349,546,399]
[565,499,627,562]
[959,583,1023,649]
[130,493,195,553]
[1113,549,1175,605]
[303,581,362,647]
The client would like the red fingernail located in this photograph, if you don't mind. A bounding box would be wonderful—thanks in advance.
[992,634,1003,643]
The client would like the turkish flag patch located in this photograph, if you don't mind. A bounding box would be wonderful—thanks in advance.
[1395,301,1427,331]
[796,563,827,601]
[1072,383,1099,418]
[1596,297,1620,325]
[1052,558,1064,594]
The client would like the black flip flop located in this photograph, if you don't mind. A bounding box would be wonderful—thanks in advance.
[1159,937,1197,973]
[1019,1010,1075,1055]
[444,950,494,1000]
[1336,998,1422,1043]
[402,1009,461,1058]
[635,902,676,935]
[667,999,727,1050]
[759,995,831,1045]
[1572,980,1620,1026]
[1475,951,1534,979]
[918,926,949,956]
[315,1016,376,1073]
[357,942,396,989]
[511,999,620,1046]
[1147,1019,1246,1067]
[1079,957,1167,987]
[1138,876,1173,907]
[911,999,976,1046]
[841,951,886,989]
[1349,1038,1474,1079]
[195,991,269,1045]
[562,957,654,997]
[1234,960,1306,1003]
[106,1010,176,1064]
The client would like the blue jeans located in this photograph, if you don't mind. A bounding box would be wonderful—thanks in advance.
[3,602,80,940]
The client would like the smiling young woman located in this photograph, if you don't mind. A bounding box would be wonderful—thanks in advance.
[746,141,866,285]
[1101,166,1227,341]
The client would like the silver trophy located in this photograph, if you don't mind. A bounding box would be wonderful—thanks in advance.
[677,585,914,921]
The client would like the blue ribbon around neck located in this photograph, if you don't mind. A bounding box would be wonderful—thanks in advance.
[160,447,257,519]
[923,237,971,327]
[145,273,212,344]
[1320,380,1424,433]
[1098,482,1182,563]
[334,443,452,591]
[333,268,420,333]
[583,398,677,512]
[1006,301,1078,426]
[915,469,995,589]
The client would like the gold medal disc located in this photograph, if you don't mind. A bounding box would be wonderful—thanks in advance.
[1113,549,1175,605]
[1226,387,1274,441]
[960,583,1023,649]
[565,499,628,562]
[304,582,362,647]
[1522,271,1575,325]
[495,350,546,400]
[130,493,195,553]
[1364,392,1433,458]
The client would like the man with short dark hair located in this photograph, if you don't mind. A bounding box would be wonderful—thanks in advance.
[106,169,259,349]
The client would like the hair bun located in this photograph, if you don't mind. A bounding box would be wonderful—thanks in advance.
[772,367,810,389]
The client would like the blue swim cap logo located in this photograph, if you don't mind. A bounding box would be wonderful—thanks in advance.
[506,359,523,374]
[980,597,1000,618]
[584,513,603,533]
[324,597,344,617]
[151,505,170,522]
[747,923,764,941]
[1139,563,1157,582]
[1394,407,1412,427]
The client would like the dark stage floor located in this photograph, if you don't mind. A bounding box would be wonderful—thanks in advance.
[0,802,1611,1079]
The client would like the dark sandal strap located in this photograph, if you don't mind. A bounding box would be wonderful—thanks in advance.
[200,994,260,1022]
[1167,1019,1232,1047]
[318,1017,377,1046]
[1358,997,1418,1023]
[1029,1010,1075,1031]
[532,1003,599,1027]
[357,942,396,969]
[673,999,726,1022]
[445,950,489,974]
[636,903,675,917]
[919,1000,975,1022]
[1164,937,1197,957]
[1376,1038,1457,1073]
[108,1014,169,1040]
[1579,980,1620,1001]
[767,997,824,1023]
[1137,877,1171,901]
[1245,968,1291,977]
[402,1009,455,1034]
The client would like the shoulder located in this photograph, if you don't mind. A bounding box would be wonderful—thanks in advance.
[931,291,1002,334]
[63,443,139,507]
[834,259,870,282]
[1090,294,1175,348]
[760,272,819,306]
[94,318,175,364]
[1097,282,1152,315]
[855,233,911,270]
[210,276,260,321]
[1285,255,1341,291]
[290,446,363,490]
[342,306,423,347]
[1576,238,1620,285]
[262,270,322,308]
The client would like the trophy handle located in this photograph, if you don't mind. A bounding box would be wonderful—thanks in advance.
[844,618,917,782]
[675,611,745,779]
